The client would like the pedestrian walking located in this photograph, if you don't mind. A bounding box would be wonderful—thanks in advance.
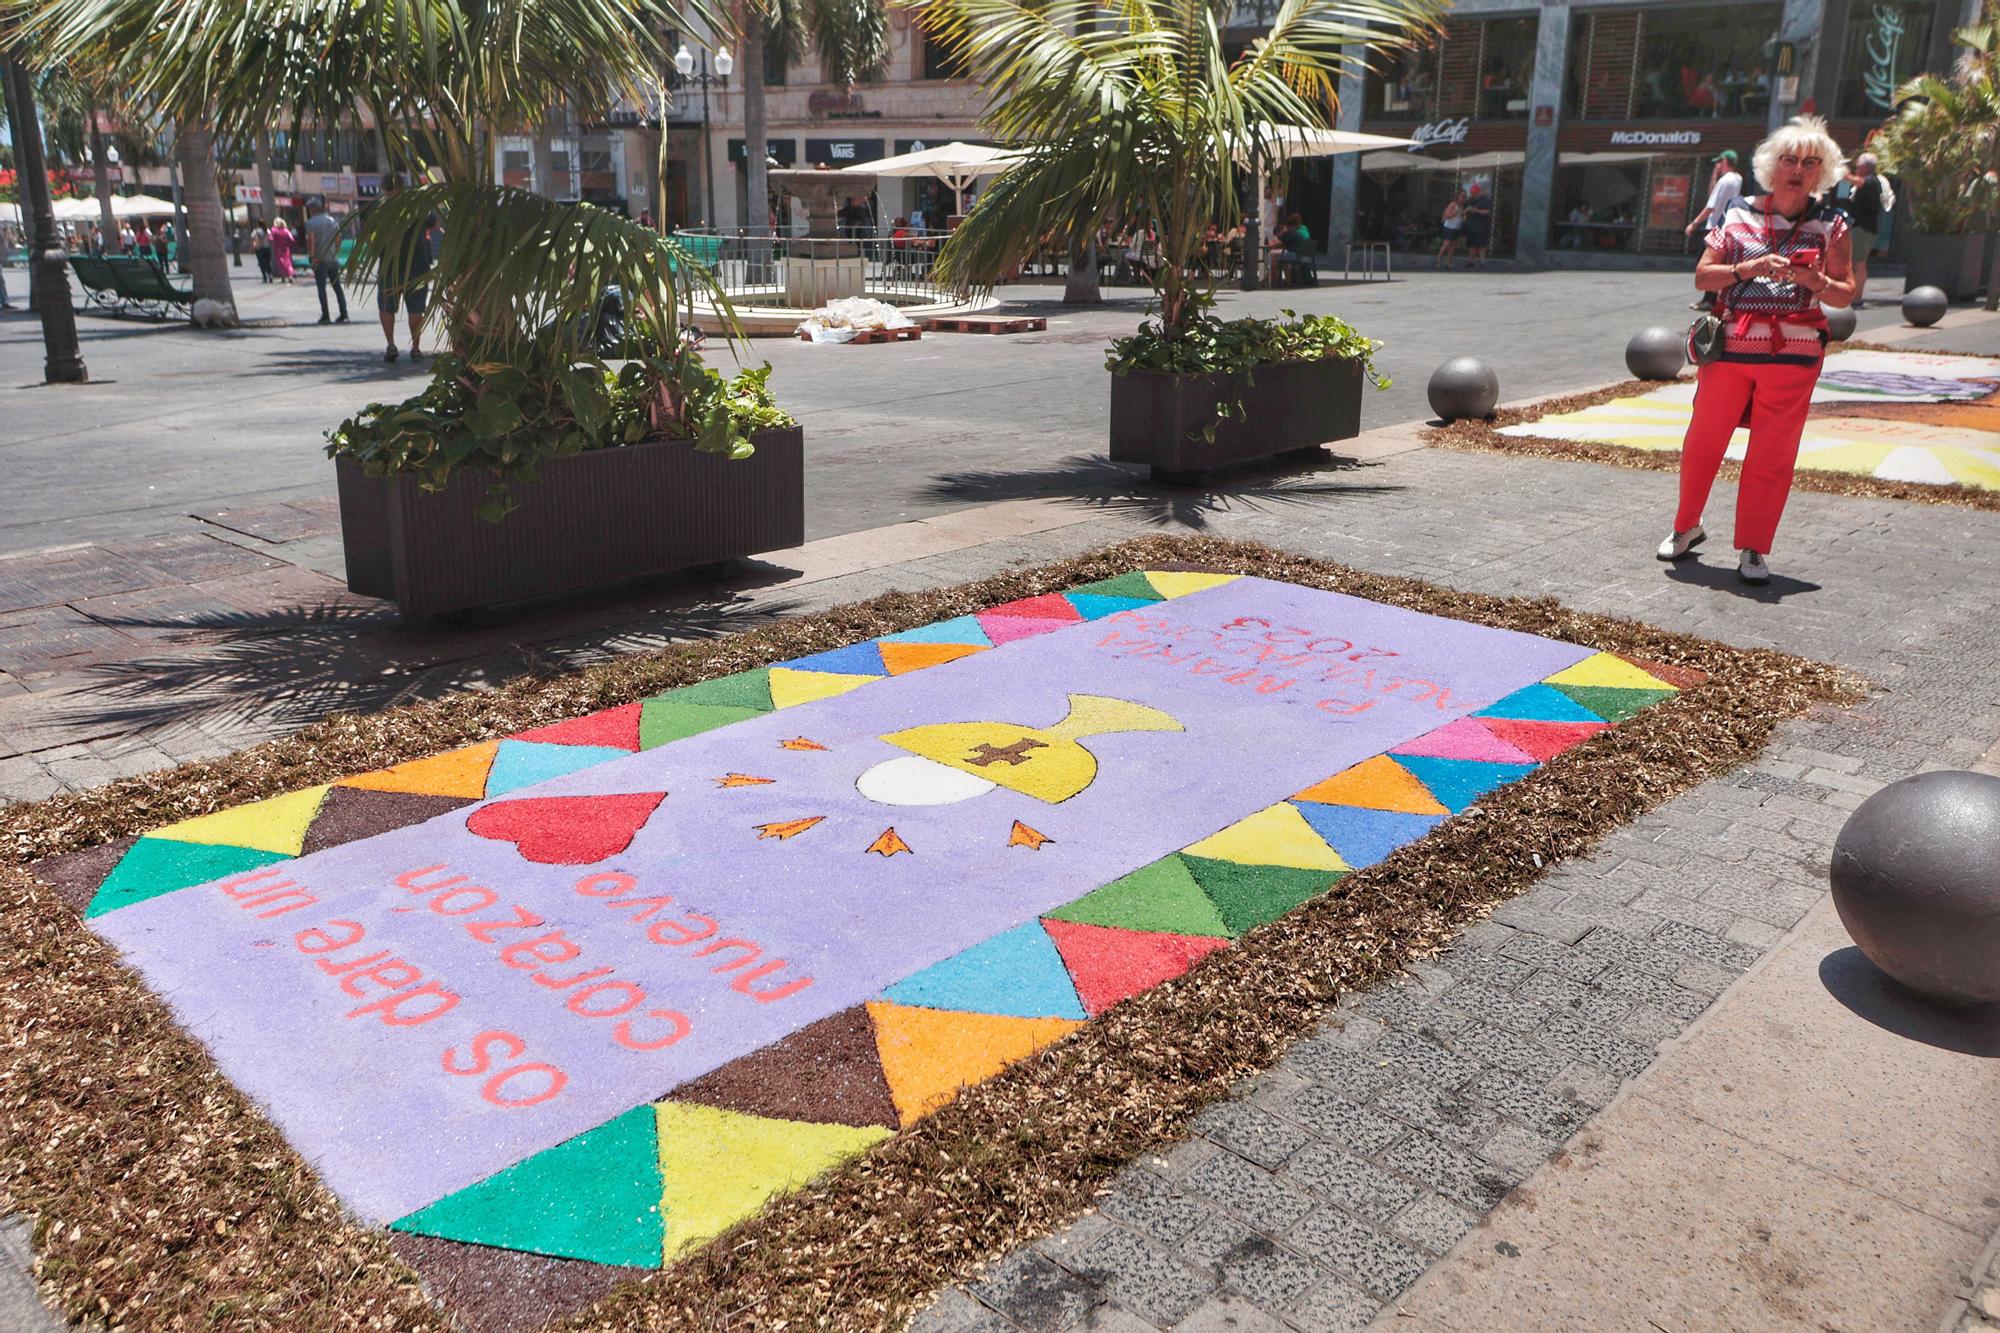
[304,200,349,323]
[1834,151,1894,309]
[153,220,173,267]
[1684,150,1744,311]
[118,221,135,253]
[269,218,297,282]
[134,221,153,262]
[1460,184,1492,267]
[1659,115,1853,585]
[251,221,273,282]
[378,212,436,364]
[1436,189,1466,268]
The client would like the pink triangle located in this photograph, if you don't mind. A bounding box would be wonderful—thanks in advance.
[511,702,643,751]
[977,613,1078,646]
[1041,918,1232,1016]
[983,593,1085,624]
[1391,716,1535,765]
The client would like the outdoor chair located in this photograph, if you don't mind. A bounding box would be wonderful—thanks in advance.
[1272,248,1318,288]
[103,254,194,319]
[68,254,126,313]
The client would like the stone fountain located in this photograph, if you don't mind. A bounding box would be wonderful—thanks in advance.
[769,166,877,307]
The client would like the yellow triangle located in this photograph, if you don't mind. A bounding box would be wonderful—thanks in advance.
[1543,651,1675,692]
[1182,802,1348,872]
[150,784,332,857]
[339,740,501,800]
[654,1103,887,1262]
[1144,571,1240,600]
[866,1001,1082,1127]
[1934,448,2000,490]
[767,668,879,709]
[1291,754,1450,815]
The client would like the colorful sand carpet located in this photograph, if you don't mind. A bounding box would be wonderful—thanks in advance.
[1499,349,2000,489]
[41,571,1690,1304]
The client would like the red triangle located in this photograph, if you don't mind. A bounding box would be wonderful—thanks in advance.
[983,593,1084,623]
[511,702,643,751]
[1477,716,1610,762]
[1040,918,1231,1017]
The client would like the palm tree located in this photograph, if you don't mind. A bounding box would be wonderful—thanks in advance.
[737,0,889,233]
[916,0,1441,337]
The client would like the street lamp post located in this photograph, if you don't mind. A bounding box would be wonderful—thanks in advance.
[1,51,87,383]
[672,42,732,227]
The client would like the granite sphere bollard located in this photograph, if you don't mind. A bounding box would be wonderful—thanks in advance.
[1902,285,1948,328]
[1823,303,1857,343]
[1625,326,1686,381]
[1427,357,1500,422]
[1830,770,2000,1006]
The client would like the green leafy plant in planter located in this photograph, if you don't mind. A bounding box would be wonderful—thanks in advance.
[1108,306,1389,383]
[1871,12,1998,234]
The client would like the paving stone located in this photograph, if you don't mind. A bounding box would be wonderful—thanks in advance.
[1649,919,1759,970]
[1373,1079,1503,1150]
[1069,1225,1217,1327]
[1102,1172,1217,1247]
[1283,1143,1421,1223]
[1388,1193,1479,1255]
[1443,1024,1569,1083]
[1282,1278,1378,1332]
[910,1288,1017,1333]
[1172,1292,1291,1332]
[1281,1043,1395,1102]
[1514,971,1636,1028]
[1359,1031,1483,1089]
[1192,1103,1311,1170]
[1281,1089,1407,1157]
[1287,1207,1432,1300]
[1177,1217,1318,1312]
[1379,1131,1520,1213]
[1183,1151,1316,1234]
[1476,1122,1562,1177]
[971,1249,1101,1331]
[1467,1068,1591,1140]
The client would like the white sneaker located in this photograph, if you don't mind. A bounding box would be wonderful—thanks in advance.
[1738,549,1770,584]
[1656,524,1706,561]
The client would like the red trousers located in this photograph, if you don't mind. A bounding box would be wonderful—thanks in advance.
[1674,358,1822,554]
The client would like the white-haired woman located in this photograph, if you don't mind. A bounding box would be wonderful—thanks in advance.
[1657,115,1854,584]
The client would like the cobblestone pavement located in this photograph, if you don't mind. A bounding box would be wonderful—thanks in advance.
[899,444,2000,1332]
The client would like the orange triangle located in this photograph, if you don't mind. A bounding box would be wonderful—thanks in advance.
[865,1001,1082,1127]
[866,827,912,857]
[1291,754,1449,815]
[340,740,501,800]
[877,641,987,676]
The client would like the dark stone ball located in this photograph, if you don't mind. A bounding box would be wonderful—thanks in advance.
[1823,304,1857,343]
[1830,770,2000,1006]
[1427,357,1500,422]
[1625,326,1686,381]
[1902,285,1949,328]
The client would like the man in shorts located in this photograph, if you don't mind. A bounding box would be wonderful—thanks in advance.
[1839,152,1891,308]
[378,213,435,364]
[1684,150,1744,311]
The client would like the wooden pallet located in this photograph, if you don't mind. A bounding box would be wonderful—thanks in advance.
[919,315,1048,335]
[797,326,923,344]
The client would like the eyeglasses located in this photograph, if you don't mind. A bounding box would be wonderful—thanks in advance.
[1777,153,1824,171]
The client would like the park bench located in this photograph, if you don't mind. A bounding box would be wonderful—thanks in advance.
[68,254,127,313]
[104,254,194,319]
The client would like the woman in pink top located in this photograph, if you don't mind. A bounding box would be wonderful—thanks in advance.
[269,219,297,282]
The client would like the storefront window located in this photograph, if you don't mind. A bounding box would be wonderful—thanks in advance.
[1365,44,1440,122]
[1354,155,1522,258]
[1551,152,1709,255]
[1477,17,1538,120]
[1566,4,1782,120]
[1836,1,1935,118]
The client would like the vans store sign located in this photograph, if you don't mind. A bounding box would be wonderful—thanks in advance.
[1608,130,1703,147]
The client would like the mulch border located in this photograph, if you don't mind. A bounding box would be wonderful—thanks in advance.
[1424,356,2000,514]
[0,535,1862,1332]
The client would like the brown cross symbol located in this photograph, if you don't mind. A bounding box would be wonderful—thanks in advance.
[965,738,1046,767]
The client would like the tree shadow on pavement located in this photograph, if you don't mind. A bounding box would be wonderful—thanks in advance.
[920,451,1404,529]
[1817,947,2000,1056]
[1662,558,1823,601]
[66,587,797,739]
[243,348,423,386]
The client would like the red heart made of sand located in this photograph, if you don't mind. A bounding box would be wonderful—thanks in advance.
[465,792,666,864]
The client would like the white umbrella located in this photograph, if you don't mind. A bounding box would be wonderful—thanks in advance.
[111,193,179,218]
[842,140,1022,214]
[1242,125,1420,164]
[0,202,21,225]
[1359,150,1446,174]
[51,197,101,221]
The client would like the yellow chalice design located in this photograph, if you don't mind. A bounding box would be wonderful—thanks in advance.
[856,694,1183,807]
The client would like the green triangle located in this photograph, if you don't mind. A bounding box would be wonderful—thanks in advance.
[1180,855,1345,937]
[391,1104,664,1267]
[638,701,767,750]
[1549,683,1675,724]
[659,667,775,712]
[1046,855,1232,938]
[1066,571,1166,601]
[86,837,292,918]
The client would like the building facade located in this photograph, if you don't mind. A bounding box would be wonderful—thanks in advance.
[1324,0,1983,266]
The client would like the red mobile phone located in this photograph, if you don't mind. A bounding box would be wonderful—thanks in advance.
[1789,246,1824,268]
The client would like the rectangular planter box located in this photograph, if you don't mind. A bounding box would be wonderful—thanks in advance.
[336,426,804,617]
[1108,357,1364,482]
[1903,232,1987,301]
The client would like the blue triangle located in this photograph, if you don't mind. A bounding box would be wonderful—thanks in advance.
[1393,755,1537,814]
[1063,594,1156,622]
[879,615,995,648]
[1473,683,1607,724]
[1289,804,1446,869]
[783,640,889,677]
[485,740,633,796]
[879,921,1087,1020]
